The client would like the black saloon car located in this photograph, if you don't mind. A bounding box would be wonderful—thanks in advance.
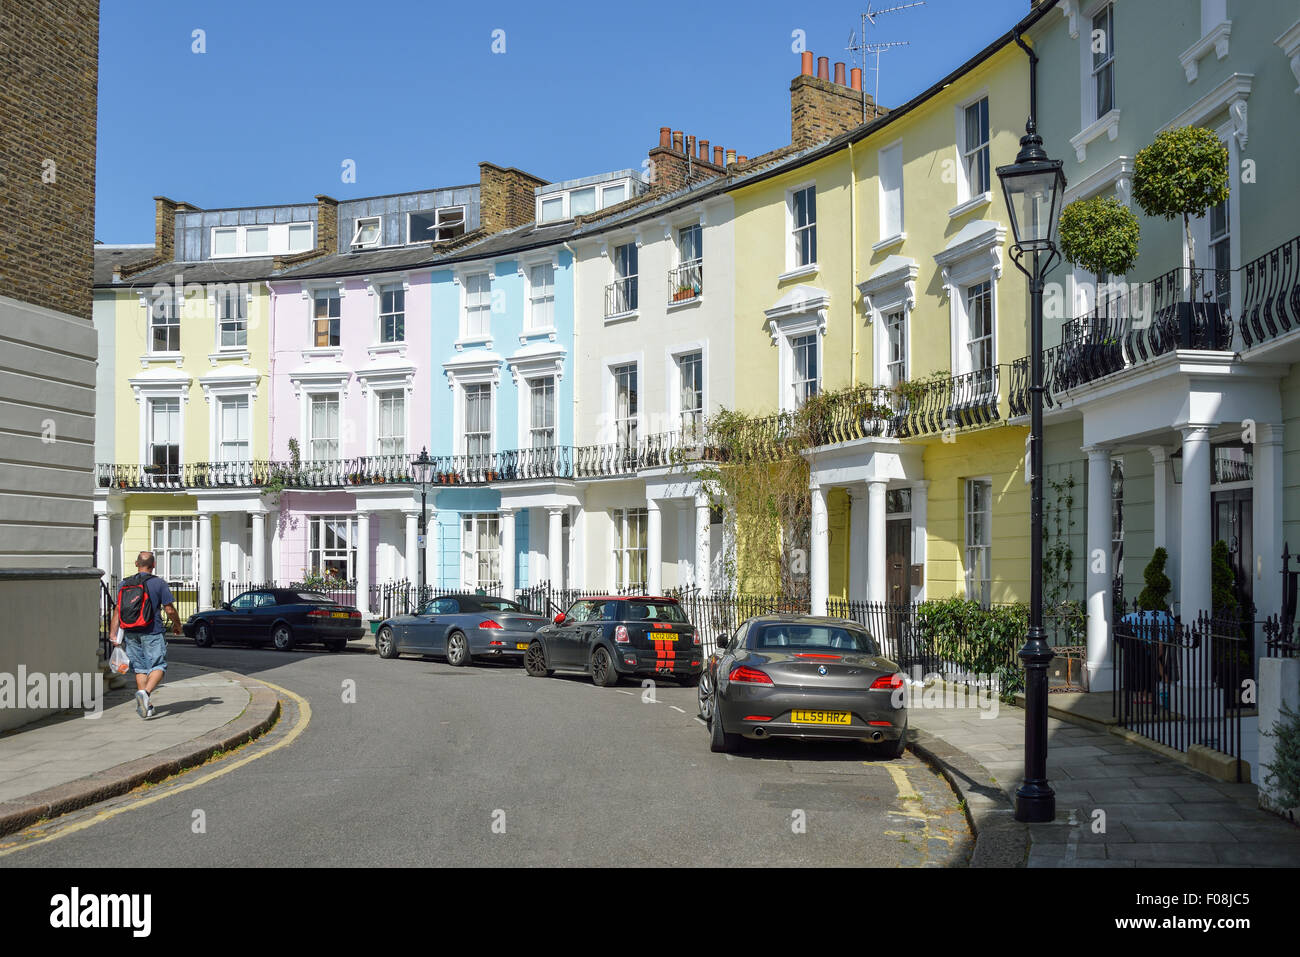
[523,596,702,687]
[184,588,365,652]
[699,615,907,756]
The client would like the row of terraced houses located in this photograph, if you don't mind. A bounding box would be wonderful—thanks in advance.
[90,0,1300,690]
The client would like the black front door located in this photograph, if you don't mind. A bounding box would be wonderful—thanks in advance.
[1212,489,1253,611]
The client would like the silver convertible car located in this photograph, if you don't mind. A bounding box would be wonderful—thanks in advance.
[700,615,907,757]
[375,594,548,666]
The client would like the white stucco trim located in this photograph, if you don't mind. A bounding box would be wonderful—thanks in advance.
[1158,72,1253,148]
[1179,19,1232,83]
[1277,20,1300,94]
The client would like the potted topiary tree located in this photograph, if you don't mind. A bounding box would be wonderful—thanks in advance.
[1131,125,1230,348]
[1058,195,1140,378]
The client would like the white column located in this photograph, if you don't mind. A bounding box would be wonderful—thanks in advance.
[424,505,438,591]
[500,506,516,596]
[198,512,213,609]
[404,510,419,582]
[1253,424,1284,620]
[646,499,663,595]
[269,508,281,584]
[1084,446,1113,690]
[356,512,371,614]
[1148,446,1169,551]
[1180,425,1214,622]
[96,512,112,584]
[547,507,565,588]
[694,494,712,595]
[810,483,829,616]
[868,480,888,604]
[847,487,868,601]
[251,511,266,582]
[911,480,929,601]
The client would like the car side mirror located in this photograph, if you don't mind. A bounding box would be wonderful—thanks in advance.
[717,634,729,651]
[221,601,231,611]
[554,613,566,625]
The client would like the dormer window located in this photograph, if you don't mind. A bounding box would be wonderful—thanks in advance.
[435,207,465,240]
[289,223,313,253]
[602,183,626,207]
[571,187,597,217]
[213,228,237,257]
[245,227,269,254]
[540,197,564,224]
[351,217,381,248]
[408,208,466,244]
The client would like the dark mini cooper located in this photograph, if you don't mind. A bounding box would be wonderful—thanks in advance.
[523,596,702,687]
[376,594,548,665]
[699,614,907,757]
[184,588,365,652]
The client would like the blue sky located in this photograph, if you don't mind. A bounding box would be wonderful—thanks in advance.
[96,0,1031,242]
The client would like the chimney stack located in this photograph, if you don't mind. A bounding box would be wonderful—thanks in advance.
[790,47,884,148]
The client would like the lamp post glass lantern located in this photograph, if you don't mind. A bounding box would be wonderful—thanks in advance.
[997,116,1066,824]
[413,447,435,596]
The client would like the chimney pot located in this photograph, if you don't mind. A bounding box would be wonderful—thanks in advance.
[659,126,671,148]
[801,51,814,76]
[738,155,748,164]
[834,62,846,85]
[686,134,696,158]
[713,146,724,165]
[672,130,683,152]
[817,56,830,80]
[699,139,709,162]
[726,149,736,166]
[850,67,862,91]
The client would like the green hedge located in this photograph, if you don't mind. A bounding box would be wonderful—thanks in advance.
[913,597,1028,698]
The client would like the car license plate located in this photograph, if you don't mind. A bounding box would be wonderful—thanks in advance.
[515,643,529,651]
[331,612,349,619]
[651,633,677,641]
[791,710,851,725]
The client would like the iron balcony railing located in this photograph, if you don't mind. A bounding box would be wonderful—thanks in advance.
[605,275,638,317]
[668,258,703,303]
[1238,234,1300,349]
[97,460,277,490]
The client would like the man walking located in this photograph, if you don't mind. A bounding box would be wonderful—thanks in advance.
[109,551,183,719]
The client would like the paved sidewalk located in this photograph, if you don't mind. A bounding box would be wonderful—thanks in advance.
[909,697,1300,867]
[0,663,279,836]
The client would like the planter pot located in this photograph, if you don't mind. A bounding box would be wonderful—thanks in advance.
[98,477,110,488]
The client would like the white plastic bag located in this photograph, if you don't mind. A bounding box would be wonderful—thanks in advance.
[109,645,130,675]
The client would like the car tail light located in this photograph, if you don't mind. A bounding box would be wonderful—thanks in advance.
[795,653,841,660]
[870,673,905,691]
[743,715,772,722]
[692,633,701,646]
[307,609,329,619]
[478,620,503,629]
[488,640,505,647]
[614,624,630,644]
[729,665,773,685]
[349,610,361,619]
[869,720,893,726]
[623,656,637,666]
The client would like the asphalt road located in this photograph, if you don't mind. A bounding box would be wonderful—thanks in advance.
[1,643,972,867]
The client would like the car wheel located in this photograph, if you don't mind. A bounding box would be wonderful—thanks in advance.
[193,622,214,648]
[710,708,741,754]
[325,639,346,653]
[376,626,398,659]
[873,728,907,760]
[696,673,714,721]
[446,630,471,667]
[524,641,552,677]
[271,624,295,652]
[590,647,619,687]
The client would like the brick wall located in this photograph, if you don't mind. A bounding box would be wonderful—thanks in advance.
[0,0,100,318]
[479,163,549,233]
[790,74,884,150]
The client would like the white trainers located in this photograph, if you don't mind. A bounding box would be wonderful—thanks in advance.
[134,689,149,719]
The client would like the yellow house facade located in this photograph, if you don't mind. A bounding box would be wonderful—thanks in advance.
[727,34,1040,612]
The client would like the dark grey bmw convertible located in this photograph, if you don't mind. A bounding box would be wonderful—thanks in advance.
[376,594,548,665]
[701,615,907,757]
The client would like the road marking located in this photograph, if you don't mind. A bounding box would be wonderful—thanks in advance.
[0,676,312,857]
[885,763,920,801]
[694,717,707,727]
[615,689,636,696]
[670,705,686,713]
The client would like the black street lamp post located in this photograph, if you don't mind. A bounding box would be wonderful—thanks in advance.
[413,447,435,599]
[997,71,1067,823]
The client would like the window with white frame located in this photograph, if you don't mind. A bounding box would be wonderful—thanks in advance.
[609,243,638,315]
[152,516,197,581]
[674,224,703,300]
[408,206,465,242]
[965,281,995,394]
[212,229,237,257]
[351,217,381,248]
[464,383,492,461]
[962,98,990,198]
[602,183,626,208]
[678,351,703,437]
[148,397,181,478]
[964,479,992,607]
[313,290,340,348]
[570,187,598,217]
[288,223,313,253]
[613,363,638,451]
[376,390,405,457]
[308,515,357,580]
[462,513,501,591]
[540,197,564,224]
[217,396,249,462]
[529,377,556,448]
[150,295,180,353]
[879,144,904,239]
[379,285,405,343]
[1207,194,1230,311]
[612,508,648,590]
[464,273,491,339]
[244,227,269,255]
[884,310,907,389]
[216,287,247,349]
[527,262,555,330]
[792,186,817,267]
[1091,3,1116,120]
[309,394,340,460]
[792,333,819,408]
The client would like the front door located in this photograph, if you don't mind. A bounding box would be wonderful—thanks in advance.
[1212,489,1253,611]
[886,518,912,605]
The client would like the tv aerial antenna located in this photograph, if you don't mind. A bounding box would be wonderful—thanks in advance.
[846,1,925,121]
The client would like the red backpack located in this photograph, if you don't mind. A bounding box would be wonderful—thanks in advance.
[117,573,156,633]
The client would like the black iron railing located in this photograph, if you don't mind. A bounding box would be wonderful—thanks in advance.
[668,259,702,303]
[605,276,638,316]
[1238,234,1300,349]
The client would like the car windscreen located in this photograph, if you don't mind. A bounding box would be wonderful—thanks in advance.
[625,601,688,624]
[476,598,523,612]
[748,623,879,655]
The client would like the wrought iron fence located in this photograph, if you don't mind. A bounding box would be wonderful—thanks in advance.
[605,276,638,316]
[1237,234,1300,350]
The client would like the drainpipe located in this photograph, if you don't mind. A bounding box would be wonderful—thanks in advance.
[1014,32,1038,127]
[848,140,859,386]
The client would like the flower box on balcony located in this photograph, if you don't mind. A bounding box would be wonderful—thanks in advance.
[98,476,111,488]
[672,286,698,303]
[484,470,500,481]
